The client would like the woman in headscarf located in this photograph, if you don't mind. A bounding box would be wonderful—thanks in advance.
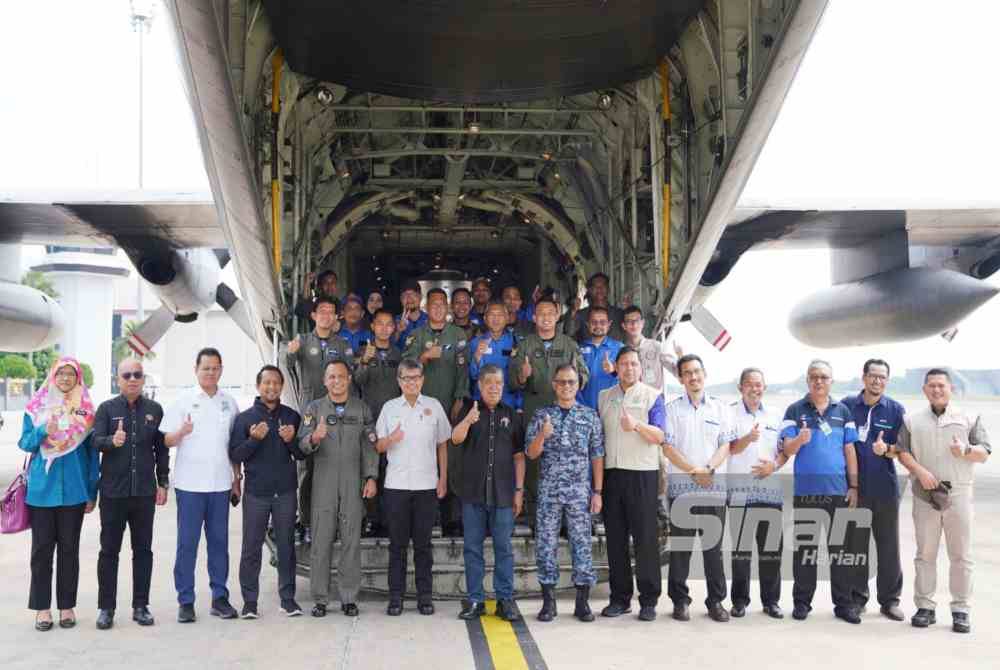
[365,290,384,327]
[17,356,99,631]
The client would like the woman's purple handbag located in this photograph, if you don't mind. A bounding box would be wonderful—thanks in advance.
[1,457,31,534]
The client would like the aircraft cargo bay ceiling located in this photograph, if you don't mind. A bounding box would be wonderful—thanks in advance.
[261,0,705,102]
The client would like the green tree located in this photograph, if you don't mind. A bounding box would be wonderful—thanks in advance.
[18,270,60,384]
[21,270,59,299]
[0,354,37,380]
[79,363,94,388]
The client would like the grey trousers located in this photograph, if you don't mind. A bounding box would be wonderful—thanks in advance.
[311,490,364,605]
[240,491,297,604]
[913,488,973,614]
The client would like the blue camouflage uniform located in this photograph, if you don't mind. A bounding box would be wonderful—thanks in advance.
[526,403,605,586]
[468,330,523,409]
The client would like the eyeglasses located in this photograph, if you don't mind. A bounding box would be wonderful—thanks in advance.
[120,372,144,381]
[553,379,578,387]
[807,375,832,383]
[54,370,78,379]
[865,374,888,381]
[398,375,423,383]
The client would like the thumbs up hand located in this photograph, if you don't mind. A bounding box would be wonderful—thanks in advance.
[872,430,888,456]
[619,405,636,432]
[465,401,481,426]
[601,351,615,374]
[312,418,329,444]
[541,414,555,439]
[180,414,194,437]
[45,413,59,436]
[287,336,301,354]
[748,422,761,443]
[278,419,296,443]
[521,355,532,380]
[797,420,812,446]
[950,434,966,459]
[112,418,127,448]
[388,422,405,445]
[249,421,269,441]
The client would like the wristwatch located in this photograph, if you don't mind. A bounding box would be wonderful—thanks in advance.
[514,487,524,492]
[592,489,602,495]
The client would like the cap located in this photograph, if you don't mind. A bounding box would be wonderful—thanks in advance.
[344,292,364,307]
[400,279,422,295]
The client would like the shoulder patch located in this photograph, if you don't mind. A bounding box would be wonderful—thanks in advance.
[406,336,415,347]
[303,414,313,426]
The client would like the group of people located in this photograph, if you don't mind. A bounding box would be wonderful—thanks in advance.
[14,270,990,637]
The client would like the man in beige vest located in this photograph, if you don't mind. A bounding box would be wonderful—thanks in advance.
[897,368,991,634]
[597,347,666,622]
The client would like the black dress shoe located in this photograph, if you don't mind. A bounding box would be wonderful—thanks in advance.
[792,603,810,621]
[672,604,690,622]
[311,603,327,618]
[132,607,154,626]
[386,601,403,616]
[342,603,359,617]
[637,606,657,622]
[210,598,238,620]
[600,602,632,617]
[952,612,970,634]
[34,616,53,632]
[763,604,784,619]
[911,608,935,628]
[418,602,435,616]
[881,604,905,621]
[60,615,78,629]
[458,601,486,620]
[495,600,522,622]
[707,603,730,623]
[177,604,196,623]
[730,604,747,618]
[834,607,862,624]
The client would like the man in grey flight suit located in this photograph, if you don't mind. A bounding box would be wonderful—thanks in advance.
[298,360,378,618]
[287,296,355,545]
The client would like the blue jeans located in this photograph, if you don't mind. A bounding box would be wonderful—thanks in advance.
[174,489,230,605]
[462,502,515,602]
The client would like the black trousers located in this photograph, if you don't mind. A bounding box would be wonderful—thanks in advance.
[28,503,85,611]
[97,495,155,610]
[667,500,727,608]
[240,490,297,604]
[384,489,437,602]
[850,494,903,608]
[364,454,389,529]
[604,469,661,607]
[792,495,855,610]
[728,503,783,608]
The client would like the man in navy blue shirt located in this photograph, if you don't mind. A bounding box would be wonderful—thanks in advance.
[577,306,623,410]
[840,359,905,621]
[780,360,861,624]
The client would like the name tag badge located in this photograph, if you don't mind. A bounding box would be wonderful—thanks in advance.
[484,347,493,355]
[819,420,833,436]
[858,425,869,442]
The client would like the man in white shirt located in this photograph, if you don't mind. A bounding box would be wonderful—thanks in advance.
[375,358,450,616]
[726,368,787,620]
[662,354,736,623]
[161,347,241,623]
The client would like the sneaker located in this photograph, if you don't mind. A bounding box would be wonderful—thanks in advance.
[241,603,259,620]
[281,599,303,617]
[952,612,970,634]
[210,598,238,620]
[177,604,196,624]
[911,608,935,628]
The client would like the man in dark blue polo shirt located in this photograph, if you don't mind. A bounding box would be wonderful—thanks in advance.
[780,360,861,624]
[841,358,905,621]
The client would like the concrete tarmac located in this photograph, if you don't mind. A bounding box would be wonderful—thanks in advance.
[2,411,999,669]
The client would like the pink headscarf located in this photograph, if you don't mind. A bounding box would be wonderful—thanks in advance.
[25,357,95,472]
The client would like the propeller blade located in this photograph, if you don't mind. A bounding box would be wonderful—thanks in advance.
[216,282,254,340]
[213,248,231,268]
[689,304,732,351]
[125,305,175,357]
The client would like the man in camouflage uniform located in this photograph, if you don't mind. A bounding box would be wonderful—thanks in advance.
[353,308,402,536]
[286,296,355,544]
[404,288,470,535]
[526,363,604,623]
[509,299,588,520]
[297,360,378,618]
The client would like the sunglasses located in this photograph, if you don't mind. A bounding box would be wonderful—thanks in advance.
[553,379,578,386]
[121,372,144,381]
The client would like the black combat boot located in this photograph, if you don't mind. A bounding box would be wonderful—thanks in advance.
[537,585,557,622]
[574,585,594,622]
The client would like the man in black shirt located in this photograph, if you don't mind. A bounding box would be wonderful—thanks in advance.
[451,364,525,622]
[92,359,168,630]
[229,365,304,619]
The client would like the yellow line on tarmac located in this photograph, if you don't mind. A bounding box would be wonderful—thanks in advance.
[481,600,529,670]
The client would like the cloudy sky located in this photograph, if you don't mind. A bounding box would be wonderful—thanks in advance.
[3,1,1000,384]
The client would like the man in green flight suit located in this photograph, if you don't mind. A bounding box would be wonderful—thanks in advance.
[286,296,355,545]
[509,298,589,522]
[404,288,470,535]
